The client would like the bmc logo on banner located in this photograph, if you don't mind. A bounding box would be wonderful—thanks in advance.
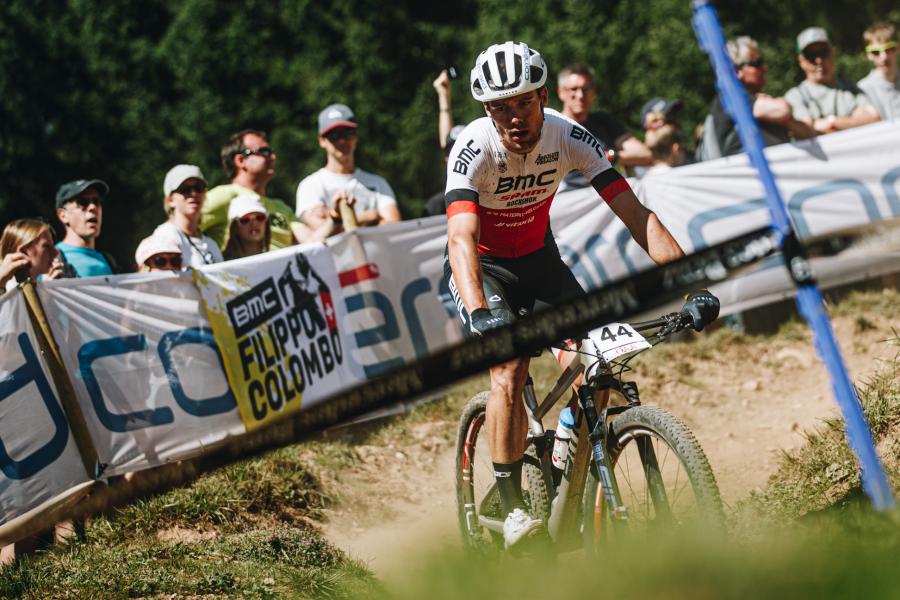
[199,249,348,431]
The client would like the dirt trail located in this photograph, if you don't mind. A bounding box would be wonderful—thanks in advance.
[320,303,897,577]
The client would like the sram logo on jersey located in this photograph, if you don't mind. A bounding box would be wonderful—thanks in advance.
[570,126,606,158]
[535,151,558,165]
[494,169,557,194]
[452,140,481,175]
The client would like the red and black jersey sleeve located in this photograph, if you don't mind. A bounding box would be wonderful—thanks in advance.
[590,169,630,204]
[445,189,479,218]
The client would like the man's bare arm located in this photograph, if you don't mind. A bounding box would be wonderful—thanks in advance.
[615,135,654,167]
[447,211,487,313]
[606,188,685,265]
[377,204,402,224]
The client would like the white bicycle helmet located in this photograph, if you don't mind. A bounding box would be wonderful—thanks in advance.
[470,41,548,102]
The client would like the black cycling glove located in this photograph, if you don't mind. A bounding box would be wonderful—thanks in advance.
[683,290,720,331]
[469,308,510,335]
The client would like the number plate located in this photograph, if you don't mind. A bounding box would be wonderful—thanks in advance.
[588,323,651,361]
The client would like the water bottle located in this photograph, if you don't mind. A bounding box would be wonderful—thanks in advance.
[551,407,575,473]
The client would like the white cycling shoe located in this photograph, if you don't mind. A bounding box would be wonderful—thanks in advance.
[503,508,544,549]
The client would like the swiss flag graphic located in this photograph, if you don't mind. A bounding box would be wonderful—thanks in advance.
[319,290,337,332]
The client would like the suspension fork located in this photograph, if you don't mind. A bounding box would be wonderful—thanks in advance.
[579,380,628,523]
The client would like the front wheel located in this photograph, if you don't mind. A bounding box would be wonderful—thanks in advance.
[582,405,724,552]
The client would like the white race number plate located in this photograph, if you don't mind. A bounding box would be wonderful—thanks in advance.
[588,323,651,361]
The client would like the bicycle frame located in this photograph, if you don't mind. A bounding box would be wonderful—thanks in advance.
[473,314,680,551]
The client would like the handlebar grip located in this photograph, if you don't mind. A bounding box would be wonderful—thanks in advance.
[681,290,720,332]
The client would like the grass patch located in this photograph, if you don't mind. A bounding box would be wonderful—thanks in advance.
[739,341,900,524]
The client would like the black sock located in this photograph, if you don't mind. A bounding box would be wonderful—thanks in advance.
[493,459,527,515]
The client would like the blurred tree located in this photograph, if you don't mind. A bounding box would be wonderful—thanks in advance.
[0,0,895,268]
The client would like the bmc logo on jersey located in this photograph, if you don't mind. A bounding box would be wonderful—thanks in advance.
[452,140,481,175]
[535,152,558,165]
[570,126,605,158]
[494,169,557,194]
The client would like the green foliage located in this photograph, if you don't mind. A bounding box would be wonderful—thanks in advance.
[1,0,897,264]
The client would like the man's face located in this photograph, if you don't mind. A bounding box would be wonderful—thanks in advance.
[57,187,103,242]
[557,73,596,119]
[737,48,767,93]
[798,42,835,85]
[318,127,358,160]
[236,133,276,182]
[867,42,897,74]
[484,88,547,155]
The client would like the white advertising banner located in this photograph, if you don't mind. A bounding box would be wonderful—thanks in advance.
[39,272,245,477]
[194,244,363,431]
[0,288,89,522]
[328,219,463,378]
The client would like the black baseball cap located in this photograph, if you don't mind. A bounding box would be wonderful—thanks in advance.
[55,179,109,208]
[640,97,684,128]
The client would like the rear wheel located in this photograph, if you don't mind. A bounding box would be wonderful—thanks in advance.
[583,405,724,553]
[456,392,550,553]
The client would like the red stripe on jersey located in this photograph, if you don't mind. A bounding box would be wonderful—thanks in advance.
[447,200,478,218]
[599,178,631,203]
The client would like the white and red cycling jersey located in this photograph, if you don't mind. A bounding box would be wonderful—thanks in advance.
[445,108,630,258]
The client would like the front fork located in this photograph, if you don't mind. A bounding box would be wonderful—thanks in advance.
[579,379,628,524]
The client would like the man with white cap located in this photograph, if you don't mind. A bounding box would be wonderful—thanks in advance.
[135,234,183,272]
[296,104,402,234]
[154,164,223,268]
[785,26,879,134]
[55,178,116,277]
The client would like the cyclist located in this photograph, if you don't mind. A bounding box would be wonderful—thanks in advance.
[443,41,687,549]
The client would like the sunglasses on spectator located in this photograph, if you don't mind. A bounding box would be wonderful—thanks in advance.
[238,213,267,225]
[324,128,357,142]
[240,146,275,158]
[175,182,207,195]
[67,196,103,209]
[802,46,831,61]
[148,254,183,269]
[738,57,765,69]
[866,41,898,56]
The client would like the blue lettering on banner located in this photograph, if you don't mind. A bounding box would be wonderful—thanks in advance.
[344,291,404,377]
[157,327,236,417]
[788,179,879,239]
[400,278,432,358]
[882,166,900,216]
[79,335,175,432]
[0,334,69,480]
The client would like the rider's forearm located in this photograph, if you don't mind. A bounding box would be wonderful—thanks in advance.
[645,212,685,265]
[448,235,487,313]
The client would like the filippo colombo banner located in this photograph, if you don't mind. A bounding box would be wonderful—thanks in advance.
[194,244,364,431]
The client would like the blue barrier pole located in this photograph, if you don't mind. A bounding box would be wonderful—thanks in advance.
[691,0,895,510]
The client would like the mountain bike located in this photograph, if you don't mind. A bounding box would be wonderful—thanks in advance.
[455,296,725,554]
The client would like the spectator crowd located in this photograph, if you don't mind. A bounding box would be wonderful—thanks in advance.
[2,22,896,288]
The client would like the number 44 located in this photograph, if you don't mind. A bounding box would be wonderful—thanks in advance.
[599,325,634,343]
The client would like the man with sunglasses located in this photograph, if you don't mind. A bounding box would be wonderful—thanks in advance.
[785,27,879,135]
[201,129,305,250]
[54,179,116,277]
[701,36,815,160]
[858,21,900,121]
[295,104,401,234]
